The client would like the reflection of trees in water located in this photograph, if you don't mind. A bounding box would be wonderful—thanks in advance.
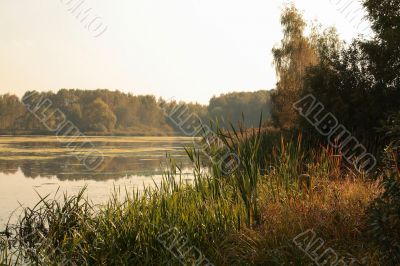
[0,156,191,181]
[0,160,19,175]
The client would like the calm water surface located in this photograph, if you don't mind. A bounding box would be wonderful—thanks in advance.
[0,136,195,226]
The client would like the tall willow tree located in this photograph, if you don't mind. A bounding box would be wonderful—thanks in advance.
[271,5,318,129]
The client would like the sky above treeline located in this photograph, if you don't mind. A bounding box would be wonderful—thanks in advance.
[0,0,371,104]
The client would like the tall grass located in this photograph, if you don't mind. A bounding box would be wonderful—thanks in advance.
[1,124,381,265]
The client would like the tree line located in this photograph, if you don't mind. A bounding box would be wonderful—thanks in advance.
[0,89,272,135]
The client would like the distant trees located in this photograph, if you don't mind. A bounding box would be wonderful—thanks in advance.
[0,89,273,135]
[83,98,116,132]
[208,90,272,129]
[0,90,173,135]
[160,100,209,133]
[0,94,24,130]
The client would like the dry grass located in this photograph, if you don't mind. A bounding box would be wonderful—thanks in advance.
[213,179,382,265]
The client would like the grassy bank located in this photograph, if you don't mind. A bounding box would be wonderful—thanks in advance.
[0,130,385,265]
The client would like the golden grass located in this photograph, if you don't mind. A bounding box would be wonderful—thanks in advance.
[217,179,382,265]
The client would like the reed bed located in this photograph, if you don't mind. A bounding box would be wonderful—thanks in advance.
[0,127,382,265]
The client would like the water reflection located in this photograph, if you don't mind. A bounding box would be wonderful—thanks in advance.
[0,137,194,181]
[0,156,192,181]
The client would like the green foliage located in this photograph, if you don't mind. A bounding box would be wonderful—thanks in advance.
[208,91,272,129]
[216,120,264,226]
[0,90,177,135]
[367,140,400,263]
[0,94,24,131]
[291,2,400,259]
[367,109,400,262]
[299,0,400,143]
[0,89,273,136]
[362,0,400,90]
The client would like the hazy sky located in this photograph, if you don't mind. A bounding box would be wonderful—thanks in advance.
[0,0,370,104]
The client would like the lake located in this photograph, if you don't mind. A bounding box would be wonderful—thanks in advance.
[0,136,196,227]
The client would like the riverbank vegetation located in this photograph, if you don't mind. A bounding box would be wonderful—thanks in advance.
[0,129,385,265]
[1,0,399,264]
